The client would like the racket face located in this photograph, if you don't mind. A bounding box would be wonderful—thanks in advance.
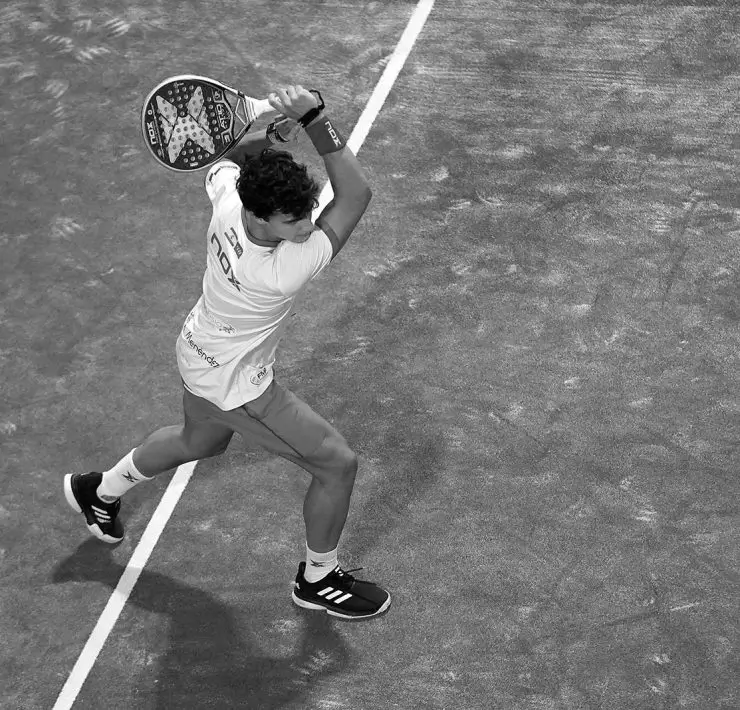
[141,75,251,172]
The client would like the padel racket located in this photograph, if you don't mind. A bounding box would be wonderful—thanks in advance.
[141,74,278,172]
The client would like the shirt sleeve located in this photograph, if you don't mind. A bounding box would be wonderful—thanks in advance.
[271,229,334,296]
[204,160,240,206]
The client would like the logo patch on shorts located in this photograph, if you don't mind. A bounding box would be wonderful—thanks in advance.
[250,366,269,386]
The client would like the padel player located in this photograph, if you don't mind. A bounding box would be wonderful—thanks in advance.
[64,85,390,620]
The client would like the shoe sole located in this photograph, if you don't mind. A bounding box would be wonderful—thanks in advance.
[291,590,391,620]
[63,473,123,544]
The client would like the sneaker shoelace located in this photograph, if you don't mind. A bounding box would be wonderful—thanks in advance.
[333,567,363,582]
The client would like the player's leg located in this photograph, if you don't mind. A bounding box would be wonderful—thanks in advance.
[236,382,390,618]
[96,391,234,499]
[129,411,233,478]
[239,383,357,553]
[64,388,234,542]
[283,433,390,619]
[282,436,357,555]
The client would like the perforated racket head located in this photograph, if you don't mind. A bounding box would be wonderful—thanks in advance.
[141,75,274,172]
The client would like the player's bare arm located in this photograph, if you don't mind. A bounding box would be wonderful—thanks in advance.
[313,143,372,259]
[268,86,372,258]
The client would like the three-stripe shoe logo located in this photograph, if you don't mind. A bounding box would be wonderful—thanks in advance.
[91,505,112,523]
[317,586,353,605]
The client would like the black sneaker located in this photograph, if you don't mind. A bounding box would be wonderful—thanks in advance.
[63,472,124,543]
[292,562,391,620]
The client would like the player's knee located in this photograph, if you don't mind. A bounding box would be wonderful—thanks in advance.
[326,441,358,483]
[306,436,357,485]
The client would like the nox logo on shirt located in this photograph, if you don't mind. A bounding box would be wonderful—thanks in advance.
[210,232,242,292]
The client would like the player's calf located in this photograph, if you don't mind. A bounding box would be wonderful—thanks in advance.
[130,424,231,479]
[302,440,358,556]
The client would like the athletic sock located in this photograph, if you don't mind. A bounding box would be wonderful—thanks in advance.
[96,449,151,501]
[303,544,339,583]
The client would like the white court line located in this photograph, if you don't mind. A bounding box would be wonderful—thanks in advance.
[53,1,435,708]
[313,0,436,214]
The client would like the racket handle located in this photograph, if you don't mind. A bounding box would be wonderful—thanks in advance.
[246,97,278,123]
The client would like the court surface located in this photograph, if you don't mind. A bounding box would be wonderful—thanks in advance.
[1,1,738,708]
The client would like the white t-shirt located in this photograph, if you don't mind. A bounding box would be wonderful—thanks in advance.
[176,160,333,410]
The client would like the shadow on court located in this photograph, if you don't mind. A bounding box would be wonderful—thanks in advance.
[52,540,352,710]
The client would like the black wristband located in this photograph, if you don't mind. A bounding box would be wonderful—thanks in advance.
[304,115,346,155]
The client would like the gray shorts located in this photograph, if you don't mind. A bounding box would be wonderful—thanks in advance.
[182,379,341,459]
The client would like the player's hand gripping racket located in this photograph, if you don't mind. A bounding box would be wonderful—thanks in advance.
[141,74,280,172]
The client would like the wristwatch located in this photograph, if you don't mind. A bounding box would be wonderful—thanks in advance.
[298,89,325,128]
[266,116,291,143]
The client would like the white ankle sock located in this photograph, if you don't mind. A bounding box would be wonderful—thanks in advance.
[96,449,151,501]
[303,544,338,583]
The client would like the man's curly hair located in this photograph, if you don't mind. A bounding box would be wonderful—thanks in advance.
[236,148,320,221]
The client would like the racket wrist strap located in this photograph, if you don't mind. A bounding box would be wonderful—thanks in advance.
[297,89,326,128]
[305,115,345,155]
